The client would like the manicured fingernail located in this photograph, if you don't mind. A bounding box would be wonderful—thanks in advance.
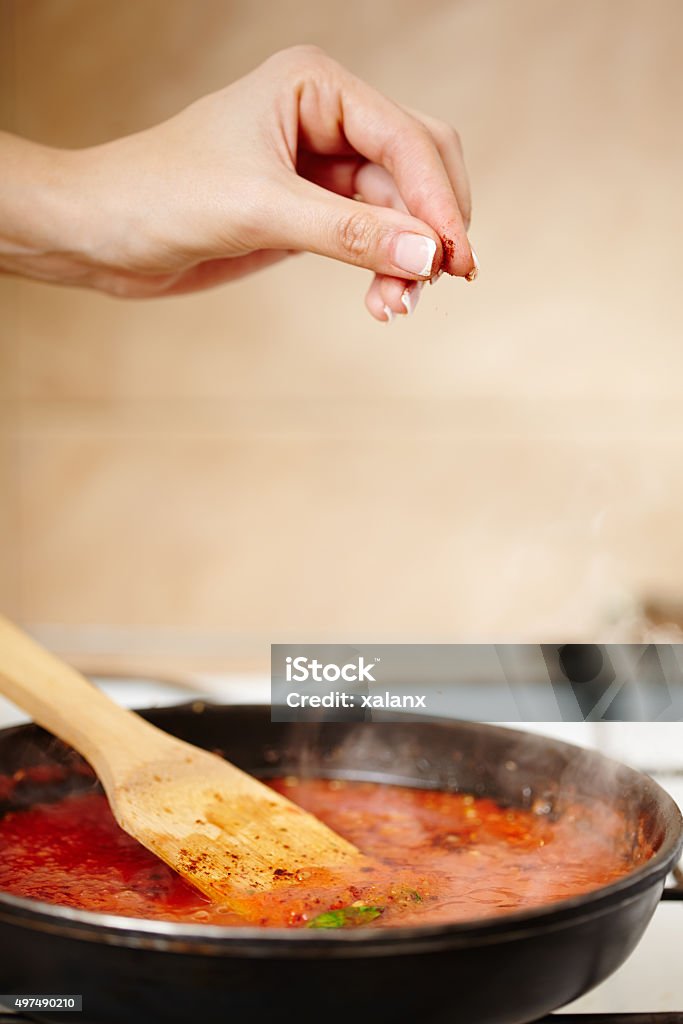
[401,281,423,316]
[383,304,394,324]
[465,246,479,283]
[394,234,437,277]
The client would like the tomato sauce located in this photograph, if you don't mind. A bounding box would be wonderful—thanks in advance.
[0,776,651,929]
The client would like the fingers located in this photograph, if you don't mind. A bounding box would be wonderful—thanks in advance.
[366,276,424,323]
[303,108,472,241]
[299,151,470,320]
[282,48,476,313]
[265,175,441,281]
[306,60,474,278]
[355,163,407,212]
[299,156,416,318]
[298,154,408,214]
[354,167,420,319]
[296,153,365,200]
[404,108,472,232]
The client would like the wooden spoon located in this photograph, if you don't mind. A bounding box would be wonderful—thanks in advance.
[0,615,360,906]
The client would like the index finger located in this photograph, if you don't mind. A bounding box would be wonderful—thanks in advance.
[333,68,474,277]
[404,107,472,233]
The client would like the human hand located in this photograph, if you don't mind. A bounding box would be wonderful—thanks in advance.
[0,46,476,320]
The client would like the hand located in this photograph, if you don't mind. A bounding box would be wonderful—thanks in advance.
[0,45,476,320]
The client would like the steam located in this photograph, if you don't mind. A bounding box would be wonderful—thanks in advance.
[274,714,653,908]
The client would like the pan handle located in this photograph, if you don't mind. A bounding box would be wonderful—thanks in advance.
[661,861,683,900]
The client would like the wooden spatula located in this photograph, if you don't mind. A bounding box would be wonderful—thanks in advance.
[0,615,360,906]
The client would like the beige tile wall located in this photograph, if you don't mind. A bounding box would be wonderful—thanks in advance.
[2,0,683,669]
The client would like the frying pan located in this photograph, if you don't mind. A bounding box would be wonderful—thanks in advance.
[0,704,680,1024]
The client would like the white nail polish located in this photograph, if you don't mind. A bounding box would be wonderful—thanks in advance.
[383,304,394,323]
[395,234,437,278]
[465,246,479,282]
[417,238,437,277]
[401,282,423,315]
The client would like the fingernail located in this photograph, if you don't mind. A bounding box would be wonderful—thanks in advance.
[394,234,437,277]
[383,304,394,324]
[465,246,479,283]
[401,281,423,316]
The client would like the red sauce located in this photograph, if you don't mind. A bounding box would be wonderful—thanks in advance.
[0,777,651,929]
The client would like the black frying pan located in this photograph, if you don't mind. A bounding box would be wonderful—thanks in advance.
[0,705,680,1024]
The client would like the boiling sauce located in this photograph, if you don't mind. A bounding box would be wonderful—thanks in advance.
[0,777,651,928]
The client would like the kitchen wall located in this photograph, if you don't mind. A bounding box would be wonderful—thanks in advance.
[2,0,683,672]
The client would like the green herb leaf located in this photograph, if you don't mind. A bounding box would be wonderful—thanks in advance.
[307,909,348,929]
[307,904,384,929]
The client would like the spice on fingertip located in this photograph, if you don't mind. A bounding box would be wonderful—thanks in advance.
[465,247,479,283]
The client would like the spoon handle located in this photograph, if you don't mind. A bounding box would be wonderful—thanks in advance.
[0,614,168,784]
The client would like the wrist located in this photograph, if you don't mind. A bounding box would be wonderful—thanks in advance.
[0,134,100,283]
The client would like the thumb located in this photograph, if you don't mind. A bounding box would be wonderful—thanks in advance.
[265,177,443,280]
